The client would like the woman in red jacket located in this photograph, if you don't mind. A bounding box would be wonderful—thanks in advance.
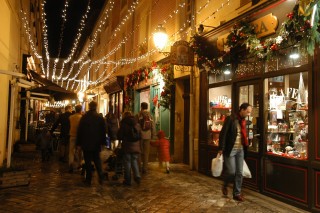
[151,130,170,173]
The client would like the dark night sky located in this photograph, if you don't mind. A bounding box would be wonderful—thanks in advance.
[45,0,106,59]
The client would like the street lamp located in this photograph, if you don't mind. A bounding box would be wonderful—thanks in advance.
[153,24,168,50]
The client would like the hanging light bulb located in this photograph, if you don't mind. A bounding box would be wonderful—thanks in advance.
[223,64,231,75]
[153,24,168,50]
[289,45,300,59]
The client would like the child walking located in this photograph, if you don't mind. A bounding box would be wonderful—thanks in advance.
[151,130,170,173]
[37,127,52,162]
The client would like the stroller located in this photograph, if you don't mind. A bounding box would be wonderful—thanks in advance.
[106,144,124,180]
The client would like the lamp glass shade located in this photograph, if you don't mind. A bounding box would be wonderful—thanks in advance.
[153,25,168,50]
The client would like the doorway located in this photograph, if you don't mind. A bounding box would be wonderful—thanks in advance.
[235,80,263,190]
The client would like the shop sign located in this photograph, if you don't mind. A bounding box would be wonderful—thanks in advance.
[170,40,194,66]
[217,13,278,51]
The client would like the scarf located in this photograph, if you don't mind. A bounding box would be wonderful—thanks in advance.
[238,114,248,147]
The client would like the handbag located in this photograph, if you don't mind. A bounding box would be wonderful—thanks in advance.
[243,160,252,178]
[211,153,223,177]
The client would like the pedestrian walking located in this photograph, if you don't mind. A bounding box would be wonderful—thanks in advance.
[76,101,106,186]
[218,103,252,202]
[105,106,119,150]
[50,105,72,162]
[150,130,171,174]
[68,104,82,173]
[37,127,52,162]
[117,111,141,186]
[137,102,155,174]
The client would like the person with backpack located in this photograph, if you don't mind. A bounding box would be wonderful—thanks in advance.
[137,102,155,174]
[117,111,141,186]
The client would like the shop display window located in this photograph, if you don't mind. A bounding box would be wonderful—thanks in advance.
[207,85,232,146]
[264,72,308,160]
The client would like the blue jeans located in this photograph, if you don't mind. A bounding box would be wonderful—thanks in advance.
[223,148,244,196]
[123,153,140,184]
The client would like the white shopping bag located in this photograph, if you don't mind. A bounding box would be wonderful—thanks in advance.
[243,160,252,178]
[211,153,223,177]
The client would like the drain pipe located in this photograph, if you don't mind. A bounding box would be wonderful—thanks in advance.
[189,1,196,170]
[189,66,194,170]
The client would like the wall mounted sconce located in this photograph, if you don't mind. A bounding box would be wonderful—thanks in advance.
[153,24,168,50]
[198,24,216,34]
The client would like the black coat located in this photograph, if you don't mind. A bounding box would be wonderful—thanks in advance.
[218,113,248,157]
[105,113,119,140]
[50,111,72,138]
[117,116,141,154]
[76,110,106,152]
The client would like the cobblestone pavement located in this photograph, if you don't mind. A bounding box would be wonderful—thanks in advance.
[0,151,309,213]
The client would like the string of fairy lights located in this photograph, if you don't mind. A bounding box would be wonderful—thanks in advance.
[22,0,232,93]
[71,0,229,91]
[57,0,115,84]
[40,0,51,78]
[20,10,46,74]
[71,1,188,91]
[52,0,69,81]
[74,0,229,91]
[57,0,93,81]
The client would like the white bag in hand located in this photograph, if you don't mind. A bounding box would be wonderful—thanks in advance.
[243,160,252,178]
[211,153,223,177]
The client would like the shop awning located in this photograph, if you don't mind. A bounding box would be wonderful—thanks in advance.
[28,70,77,101]
[104,76,124,94]
[29,85,77,101]
[29,70,56,86]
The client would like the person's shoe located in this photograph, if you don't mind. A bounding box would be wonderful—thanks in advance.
[134,177,141,184]
[233,194,244,202]
[222,186,228,196]
[68,168,73,174]
[142,169,147,174]
[166,168,170,174]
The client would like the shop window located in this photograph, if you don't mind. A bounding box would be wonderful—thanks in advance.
[208,85,232,146]
[264,72,308,160]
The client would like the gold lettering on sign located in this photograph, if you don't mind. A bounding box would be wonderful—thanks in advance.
[252,14,278,38]
[217,13,278,51]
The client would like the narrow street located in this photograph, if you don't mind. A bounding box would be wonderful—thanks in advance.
[0,151,308,213]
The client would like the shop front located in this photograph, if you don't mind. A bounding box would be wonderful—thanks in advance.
[198,0,320,211]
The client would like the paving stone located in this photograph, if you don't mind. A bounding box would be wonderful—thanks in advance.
[0,151,310,213]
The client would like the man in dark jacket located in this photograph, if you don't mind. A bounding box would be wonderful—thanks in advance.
[218,103,252,202]
[50,105,72,162]
[76,101,106,186]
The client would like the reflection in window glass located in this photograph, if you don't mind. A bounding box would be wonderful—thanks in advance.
[264,72,308,160]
